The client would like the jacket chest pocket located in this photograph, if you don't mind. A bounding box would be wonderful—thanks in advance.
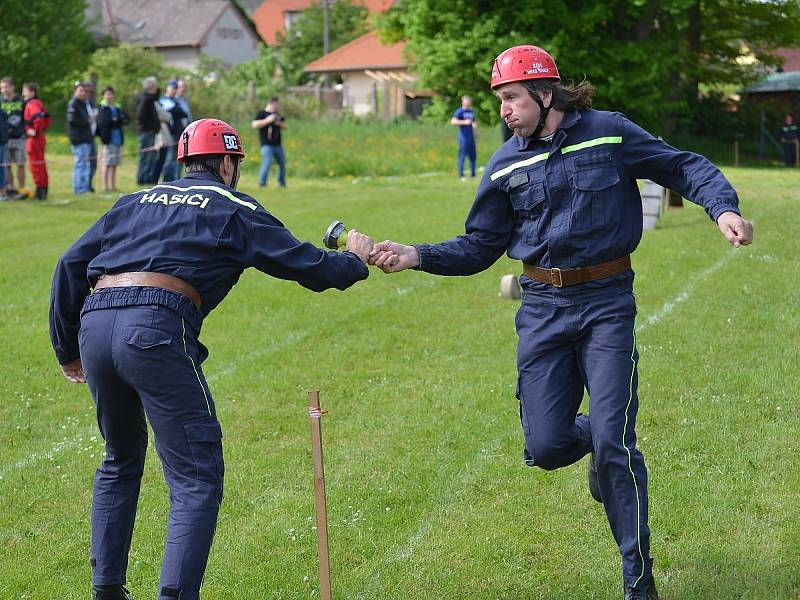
[510,181,546,243]
[570,152,621,230]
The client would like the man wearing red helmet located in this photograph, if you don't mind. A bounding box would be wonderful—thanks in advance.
[49,118,375,600]
[371,45,753,600]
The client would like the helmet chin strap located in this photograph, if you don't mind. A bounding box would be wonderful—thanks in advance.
[230,159,240,189]
[530,93,552,139]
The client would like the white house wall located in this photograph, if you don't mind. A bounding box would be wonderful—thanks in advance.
[158,47,202,71]
[202,6,260,68]
[342,73,377,116]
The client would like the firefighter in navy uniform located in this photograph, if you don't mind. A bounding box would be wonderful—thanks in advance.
[49,119,374,600]
[370,46,753,600]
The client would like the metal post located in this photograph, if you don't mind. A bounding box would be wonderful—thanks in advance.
[308,390,332,600]
[322,0,330,56]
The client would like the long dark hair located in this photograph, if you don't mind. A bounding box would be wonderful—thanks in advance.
[522,79,595,112]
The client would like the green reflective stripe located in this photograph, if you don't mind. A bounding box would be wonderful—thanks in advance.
[140,184,258,211]
[624,328,645,588]
[561,136,622,155]
[183,319,212,416]
[490,152,549,181]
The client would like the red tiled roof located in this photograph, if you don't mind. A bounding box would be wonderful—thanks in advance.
[304,30,405,73]
[775,48,800,72]
[253,0,394,46]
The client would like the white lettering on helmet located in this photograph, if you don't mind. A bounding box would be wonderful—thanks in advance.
[222,133,239,151]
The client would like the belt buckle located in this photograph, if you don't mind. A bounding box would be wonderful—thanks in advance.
[550,268,563,288]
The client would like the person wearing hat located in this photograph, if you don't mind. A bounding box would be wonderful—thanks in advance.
[370,45,753,600]
[49,118,375,600]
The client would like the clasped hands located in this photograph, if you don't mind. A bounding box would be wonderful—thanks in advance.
[344,230,416,272]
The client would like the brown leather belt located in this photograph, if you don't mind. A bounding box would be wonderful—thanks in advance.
[93,272,202,308]
[522,255,631,288]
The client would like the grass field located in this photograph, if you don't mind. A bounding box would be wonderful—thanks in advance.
[1,128,799,600]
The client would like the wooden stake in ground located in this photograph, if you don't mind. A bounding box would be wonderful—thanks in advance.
[308,390,332,600]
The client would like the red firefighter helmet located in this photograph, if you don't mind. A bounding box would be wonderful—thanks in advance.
[177,118,245,163]
[490,45,560,89]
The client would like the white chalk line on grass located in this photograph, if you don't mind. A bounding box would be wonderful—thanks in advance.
[0,428,99,481]
[356,438,503,597]
[635,249,738,335]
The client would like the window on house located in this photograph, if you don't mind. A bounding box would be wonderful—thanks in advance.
[284,10,303,32]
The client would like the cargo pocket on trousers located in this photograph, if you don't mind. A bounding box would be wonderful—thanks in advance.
[123,326,173,350]
[184,418,224,485]
[516,378,535,466]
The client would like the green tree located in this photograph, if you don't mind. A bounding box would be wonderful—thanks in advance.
[277,0,370,85]
[0,0,95,101]
[84,44,166,113]
[378,0,800,135]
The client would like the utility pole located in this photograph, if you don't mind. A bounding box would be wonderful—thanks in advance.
[322,0,330,56]
[321,0,331,88]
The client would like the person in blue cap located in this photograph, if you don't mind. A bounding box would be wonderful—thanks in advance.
[49,118,374,600]
[370,45,753,600]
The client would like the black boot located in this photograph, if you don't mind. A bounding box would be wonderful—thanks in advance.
[92,584,134,600]
[35,186,48,200]
[624,579,659,600]
[588,452,602,503]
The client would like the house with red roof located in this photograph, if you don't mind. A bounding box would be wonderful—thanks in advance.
[88,0,261,69]
[304,30,433,119]
[253,0,394,46]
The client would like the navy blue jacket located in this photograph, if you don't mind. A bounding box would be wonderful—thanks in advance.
[50,172,368,364]
[417,109,740,300]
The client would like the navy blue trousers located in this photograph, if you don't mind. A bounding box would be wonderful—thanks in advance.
[457,139,476,178]
[79,294,223,600]
[515,291,652,588]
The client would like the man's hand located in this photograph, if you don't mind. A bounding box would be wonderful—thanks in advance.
[60,358,86,384]
[344,228,374,264]
[26,127,36,137]
[369,240,419,273]
[717,211,754,247]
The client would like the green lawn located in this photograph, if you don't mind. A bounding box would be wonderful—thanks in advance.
[0,134,798,599]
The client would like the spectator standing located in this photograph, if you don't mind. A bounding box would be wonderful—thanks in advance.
[1,76,28,198]
[135,77,160,184]
[67,82,94,195]
[85,82,99,192]
[252,97,287,188]
[451,95,478,180]
[96,86,130,193]
[158,81,188,181]
[779,114,798,167]
[22,82,51,200]
[175,79,193,123]
[0,99,8,200]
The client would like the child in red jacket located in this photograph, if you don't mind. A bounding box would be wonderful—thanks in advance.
[22,82,51,200]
